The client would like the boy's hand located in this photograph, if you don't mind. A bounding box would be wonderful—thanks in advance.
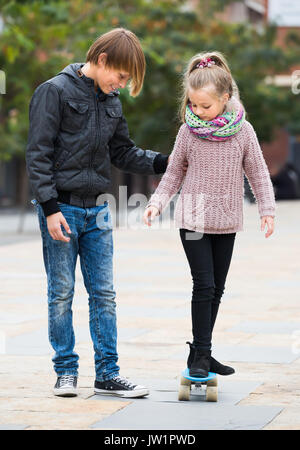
[261,216,274,238]
[46,212,72,242]
[143,206,160,227]
[167,155,188,173]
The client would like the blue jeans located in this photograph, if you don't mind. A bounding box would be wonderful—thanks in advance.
[34,200,119,381]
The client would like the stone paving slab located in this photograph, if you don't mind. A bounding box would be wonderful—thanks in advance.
[267,280,300,287]
[117,305,189,319]
[0,396,128,430]
[228,320,300,335]
[91,378,262,406]
[0,424,29,430]
[91,402,283,430]
[0,312,43,324]
[5,326,151,356]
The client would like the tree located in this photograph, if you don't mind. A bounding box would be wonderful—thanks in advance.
[0,0,299,205]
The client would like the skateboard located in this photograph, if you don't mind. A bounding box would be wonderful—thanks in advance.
[178,368,218,402]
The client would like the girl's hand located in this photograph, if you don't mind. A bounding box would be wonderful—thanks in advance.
[143,206,160,227]
[261,216,274,238]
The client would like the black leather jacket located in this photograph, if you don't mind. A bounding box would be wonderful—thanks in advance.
[26,63,168,216]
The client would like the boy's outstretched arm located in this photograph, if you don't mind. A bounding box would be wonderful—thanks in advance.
[108,113,169,175]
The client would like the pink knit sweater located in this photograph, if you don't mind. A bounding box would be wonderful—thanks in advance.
[147,120,276,234]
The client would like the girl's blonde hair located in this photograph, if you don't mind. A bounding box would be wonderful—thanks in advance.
[179,51,241,122]
[86,28,145,97]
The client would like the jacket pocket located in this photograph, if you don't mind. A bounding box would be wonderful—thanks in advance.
[61,100,89,134]
[103,106,122,138]
[105,106,122,119]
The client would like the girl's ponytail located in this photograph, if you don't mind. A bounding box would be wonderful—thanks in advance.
[206,52,240,100]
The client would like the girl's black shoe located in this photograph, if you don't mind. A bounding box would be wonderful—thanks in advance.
[210,356,235,375]
[189,347,211,378]
[186,341,235,376]
[186,341,195,368]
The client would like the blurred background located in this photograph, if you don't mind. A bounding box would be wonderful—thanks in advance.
[1,2,300,429]
[0,0,300,218]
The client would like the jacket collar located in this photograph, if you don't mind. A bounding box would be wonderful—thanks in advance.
[58,63,120,100]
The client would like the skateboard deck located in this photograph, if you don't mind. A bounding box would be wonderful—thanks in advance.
[178,368,218,402]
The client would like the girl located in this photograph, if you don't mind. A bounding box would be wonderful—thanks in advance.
[143,51,276,378]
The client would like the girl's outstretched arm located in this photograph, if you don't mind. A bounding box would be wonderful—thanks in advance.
[242,121,276,221]
[144,124,188,221]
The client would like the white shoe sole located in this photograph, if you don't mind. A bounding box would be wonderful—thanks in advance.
[53,387,77,397]
[94,388,149,398]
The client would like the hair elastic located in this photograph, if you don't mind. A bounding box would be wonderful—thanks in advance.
[196,57,216,69]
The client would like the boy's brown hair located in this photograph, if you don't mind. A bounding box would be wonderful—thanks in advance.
[86,28,146,97]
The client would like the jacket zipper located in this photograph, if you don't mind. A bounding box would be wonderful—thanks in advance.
[86,93,101,199]
[92,93,101,166]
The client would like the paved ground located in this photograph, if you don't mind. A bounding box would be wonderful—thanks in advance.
[0,199,299,430]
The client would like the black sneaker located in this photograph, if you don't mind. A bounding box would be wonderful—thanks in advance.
[94,375,149,398]
[53,375,78,397]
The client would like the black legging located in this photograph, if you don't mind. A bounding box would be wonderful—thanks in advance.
[180,229,236,352]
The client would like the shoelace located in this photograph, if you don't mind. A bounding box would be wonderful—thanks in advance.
[59,375,76,387]
[113,375,136,389]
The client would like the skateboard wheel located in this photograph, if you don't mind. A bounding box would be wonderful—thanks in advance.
[178,385,190,401]
[180,376,192,387]
[207,377,218,387]
[206,386,218,402]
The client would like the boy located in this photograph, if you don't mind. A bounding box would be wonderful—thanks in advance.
[26,28,184,398]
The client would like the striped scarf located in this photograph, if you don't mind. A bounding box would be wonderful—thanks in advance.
[185,96,245,141]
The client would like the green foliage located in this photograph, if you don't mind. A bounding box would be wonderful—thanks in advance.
[0,0,299,161]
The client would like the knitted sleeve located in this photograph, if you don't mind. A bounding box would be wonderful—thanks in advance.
[146,124,188,213]
[242,121,276,218]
